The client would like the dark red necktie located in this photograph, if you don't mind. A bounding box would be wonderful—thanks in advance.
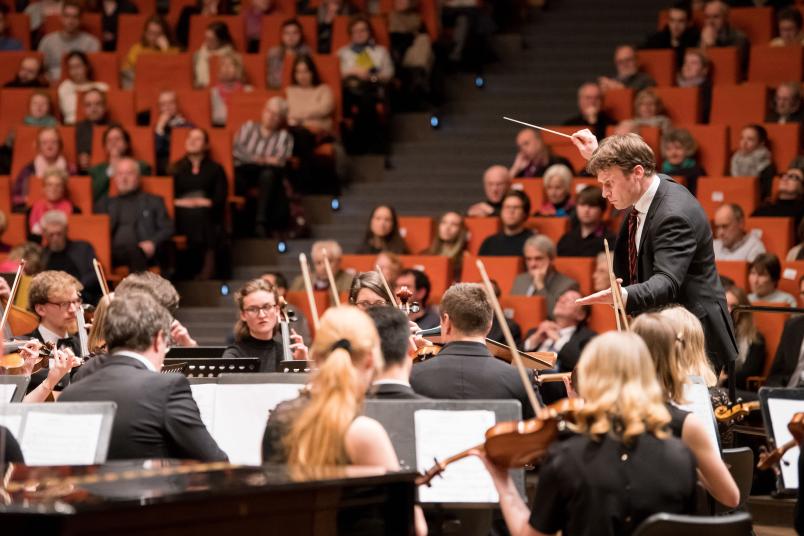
[627,209,639,285]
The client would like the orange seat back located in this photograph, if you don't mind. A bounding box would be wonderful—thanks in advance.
[460,255,523,294]
[43,13,102,40]
[0,87,59,141]
[91,125,155,168]
[586,304,617,335]
[653,86,701,124]
[636,49,675,86]
[731,6,774,44]
[67,214,111,269]
[710,84,768,126]
[697,177,760,219]
[398,216,433,254]
[779,260,804,297]
[680,124,729,176]
[28,175,93,214]
[553,257,594,296]
[399,254,451,301]
[117,14,151,59]
[465,217,500,255]
[0,52,44,93]
[707,47,740,85]
[134,53,194,94]
[110,176,174,219]
[227,89,284,130]
[6,13,31,49]
[748,45,804,86]
[339,254,377,274]
[511,179,544,211]
[746,217,794,261]
[12,126,76,180]
[752,305,791,377]
[75,89,135,125]
[525,217,570,245]
[285,290,329,337]
[0,176,11,216]
[603,88,634,122]
[716,260,749,289]
[500,295,546,336]
[188,14,247,53]
[4,213,26,246]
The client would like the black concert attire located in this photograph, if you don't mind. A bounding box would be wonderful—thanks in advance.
[367,381,428,400]
[24,327,79,393]
[734,333,766,391]
[486,316,522,348]
[666,403,690,438]
[1,425,23,464]
[752,199,804,228]
[477,229,533,257]
[222,335,288,372]
[413,306,440,331]
[557,223,616,258]
[42,239,102,305]
[765,315,804,388]
[262,395,314,464]
[641,26,700,68]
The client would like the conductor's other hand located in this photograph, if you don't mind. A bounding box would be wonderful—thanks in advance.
[571,129,598,161]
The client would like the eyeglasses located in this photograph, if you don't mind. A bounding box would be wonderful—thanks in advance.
[781,172,803,182]
[47,298,82,311]
[243,304,277,316]
[355,300,388,309]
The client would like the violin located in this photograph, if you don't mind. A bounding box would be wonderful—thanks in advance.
[414,335,557,371]
[757,412,804,471]
[714,400,760,424]
[417,398,582,486]
[0,341,56,376]
[396,286,421,315]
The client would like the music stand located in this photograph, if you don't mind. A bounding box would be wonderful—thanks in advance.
[166,346,227,359]
[163,357,261,377]
[0,376,30,402]
[759,387,804,494]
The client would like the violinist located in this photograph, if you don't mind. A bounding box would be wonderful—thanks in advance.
[410,283,536,418]
[476,331,698,536]
[365,306,427,400]
[348,271,393,310]
[20,340,80,403]
[222,278,307,371]
[394,268,439,329]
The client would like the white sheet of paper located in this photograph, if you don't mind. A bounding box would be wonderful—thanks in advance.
[20,412,103,465]
[680,381,721,459]
[415,409,498,503]
[0,414,23,438]
[0,384,18,403]
[768,398,804,490]
[211,384,302,465]
[190,384,218,432]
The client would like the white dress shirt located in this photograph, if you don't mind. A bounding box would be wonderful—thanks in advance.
[372,379,413,388]
[37,324,69,345]
[535,325,577,353]
[632,174,661,254]
[115,350,157,372]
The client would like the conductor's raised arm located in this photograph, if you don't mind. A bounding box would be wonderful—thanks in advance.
[570,129,598,160]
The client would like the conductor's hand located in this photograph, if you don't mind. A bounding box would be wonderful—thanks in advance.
[571,129,598,161]
[575,279,624,306]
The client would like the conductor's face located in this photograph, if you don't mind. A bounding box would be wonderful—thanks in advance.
[596,166,644,210]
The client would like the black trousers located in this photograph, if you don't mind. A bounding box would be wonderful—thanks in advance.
[234,164,290,233]
[112,240,174,274]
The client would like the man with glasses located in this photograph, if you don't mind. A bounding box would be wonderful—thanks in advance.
[699,0,749,73]
[37,0,100,82]
[752,166,804,227]
[598,44,656,93]
[512,234,579,317]
[478,190,534,257]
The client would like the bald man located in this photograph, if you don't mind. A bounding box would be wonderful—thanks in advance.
[467,165,512,217]
[510,128,574,178]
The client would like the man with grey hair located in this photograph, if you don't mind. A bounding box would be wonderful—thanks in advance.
[511,234,579,316]
[40,210,102,305]
[713,203,765,262]
[467,165,512,217]
[60,291,227,462]
[767,82,802,124]
[289,240,353,293]
[233,96,294,237]
[699,0,749,72]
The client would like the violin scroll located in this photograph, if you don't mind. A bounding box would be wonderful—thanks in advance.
[396,286,421,315]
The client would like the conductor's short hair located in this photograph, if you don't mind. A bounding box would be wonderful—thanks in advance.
[586,133,657,177]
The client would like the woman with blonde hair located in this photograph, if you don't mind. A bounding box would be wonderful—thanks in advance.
[632,313,740,509]
[477,331,698,536]
[659,305,718,387]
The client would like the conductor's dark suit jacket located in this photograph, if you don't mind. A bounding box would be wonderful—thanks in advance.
[59,354,227,462]
[765,315,804,387]
[410,341,535,419]
[614,175,738,371]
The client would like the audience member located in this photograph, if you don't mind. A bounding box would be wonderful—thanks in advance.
[60,291,228,461]
[121,15,177,89]
[287,55,336,135]
[395,268,439,329]
[366,305,426,399]
[765,311,804,387]
[170,127,227,280]
[57,51,109,125]
[641,1,700,67]
[223,278,307,370]
[713,203,765,262]
[557,185,614,257]
[95,157,174,274]
[770,7,804,47]
[724,282,765,391]
[211,51,253,127]
[88,124,153,203]
[266,18,312,89]
[423,210,468,279]
[94,0,138,51]
[12,127,77,211]
[752,166,803,227]
[39,210,101,304]
[153,90,194,175]
[356,204,409,254]
[3,56,49,88]
[27,168,79,240]
[730,124,776,200]
[193,21,236,88]
[592,251,609,292]
[512,234,579,315]
[348,271,393,310]
[467,165,511,217]
[629,88,672,132]
[598,44,656,93]
[5,91,58,147]
[675,49,712,122]
[766,82,802,124]
[748,253,798,307]
[38,1,100,82]
[176,0,232,50]
[74,88,110,172]
[660,127,706,195]
[388,0,434,107]
[290,240,354,292]
[376,250,402,284]
[315,0,357,54]
[0,5,23,50]
[509,128,573,178]
[0,242,44,275]
[788,219,804,260]
[244,0,276,52]
[563,82,616,140]
[259,271,312,344]
[410,283,536,418]
[24,0,62,35]
[478,190,533,256]
[659,306,719,386]
[522,288,594,366]
[699,0,749,72]
[233,96,294,237]
[537,163,575,217]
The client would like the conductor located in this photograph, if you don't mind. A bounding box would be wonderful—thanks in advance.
[572,130,738,395]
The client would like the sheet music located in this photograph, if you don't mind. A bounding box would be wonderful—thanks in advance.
[680,379,721,458]
[190,384,218,431]
[0,414,23,438]
[0,384,18,403]
[20,412,103,465]
[768,398,804,489]
[414,409,498,503]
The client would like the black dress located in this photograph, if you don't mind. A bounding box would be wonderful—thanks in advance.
[529,432,697,536]
[666,403,690,438]
[222,335,288,372]
[1,425,23,464]
[261,395,311,464]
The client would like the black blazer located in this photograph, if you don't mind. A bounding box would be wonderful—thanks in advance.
[765,316,804,387]
[96,191,174,247]
[523,324,596,372]
[367,382,428,400]
[614,176,738,371]
[410,341,535,419]
[58,354,228,462]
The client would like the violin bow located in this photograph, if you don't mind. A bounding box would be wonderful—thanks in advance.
[299,253,320,330]
[603,239,629,331]
[321,249,341,307]
[0,260,26,333]
[375,264,398,307]
[92,258,110,297]
[476,259,542,414]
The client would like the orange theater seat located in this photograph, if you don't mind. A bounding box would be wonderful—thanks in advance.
[748,45,804,86]
[166,0,200,30]
[540,125,587,173]
[116,14,151,59]
[460,255,523,294]
[716,260,749,289]
[136,88,211,129]
[331,15,389,51]
[339,254,376,274]
[188,14,247,53]
[68,214,111,269]
[731,7,774,44]
[728,123,800,176]
[652,87,701,124]
[241,0,296,17]
[27,176,93,214]
[525,217,570,245]
[110,176,175,218]
[603,88,634,122]
[5,214,26,246]
[553,257,594,296]
[710,84,768,126]
[60,52,121,89]
[75,89,135,125]
[43,13,102,40]
[134,53,194,94]
[511,179,544,211]
[6,13,31,49]
[586,304,617,335]
[753,305,791,376]
[227,89,284,130]
[0,176,11,216]
[681,124,728,176]
[746,217,794,260]
[91,126,155,168]
[11,126,76,180]
[603,125,661,160]
[0,88,59,141]
[399,255,450,300]
[779,260,804,296]
[636,49,675,86]
[209,53,266,90]
[398,216,433,254]
[259,15,318,54]
[707,47,740,85]
[697,177,759,219]
[500,295,547,337]
[0,52,44,90]
[285,290,328,337]
[465,217,500,255]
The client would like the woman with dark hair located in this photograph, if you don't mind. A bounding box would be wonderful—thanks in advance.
[730,124,776,200]
[88,124,152,203]
[176,0,232,49]
[121,15,177,89]
[356,204,409,254]
[223,278,307,370]
[748,252,797,307]
[266,18,311,89]
[170,127,227,280]
[348,271,393,309]
[724,282,766,391]
[788,219,804,260]
[287,55,335,134]
[58,50,109,124]
[193,20,236,88]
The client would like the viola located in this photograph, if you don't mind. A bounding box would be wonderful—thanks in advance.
[757,412,804,471]
[417,398,582,486]
[414,335,556,371]
[714,400,760,424]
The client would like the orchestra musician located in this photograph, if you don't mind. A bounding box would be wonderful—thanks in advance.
[86,293,112,354]
[222,278,308,370]
[348,271,394,310]
[365,306,427,400]
[0,424,23,465]
[572,131,738,396]
[261,305,427,535]
[59,291,228,462]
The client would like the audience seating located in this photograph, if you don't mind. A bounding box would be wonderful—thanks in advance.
[5,13,31,50]
[752,304,791,376]
[500,295,546,336]
[166,0,199,30]
[710,84,767,126]
[460,255,523,294]
[398,216,433,254]
[241,0,297,17]
[586,304,617,334]
[707,47,741,85]
[745,217,794,261]
[209,54,266,90]
[286,290,328,337]
[340,254,377,274]
[681,124,729,176]
[511,179,543,211]
[60,52,122,89]
[135,87,212,129]
[4,213,26,244]
[67,214,111,269]
[168,127,235,193]
[134,53,194,94]
[779,261,804,297]
[280,54,342,121]
[0,51,44,90]
[748,46,804,86]
[525,217,570,246]
[730,6,774,44]
[109,176,175,218]
[716,260,749,290]
[602,88,634,123]
[90,125,155,168]
[0,176,10,215]
[75,89,136,125]
[43,13,103,41]
[12,126,77,179]
[116,14,151,59]
[331,15,390,51]
[0,87,60,140]
[697,177,759,220]
[227,89,284,130]
[399,255,451,300]
[553,257,594,297]
[652,87,701,125]
[188,14,248,54]
[259,15,319,54]
[130,0,157,13]
[464,217,500,256]
[727,123,800,175]
[636,49,675,86]
[28,175,94,214]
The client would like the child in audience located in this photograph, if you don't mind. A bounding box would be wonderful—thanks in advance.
[660,127,705,195]
[747,253,798,307]
[210,51,253,127]
[730,124,776,200]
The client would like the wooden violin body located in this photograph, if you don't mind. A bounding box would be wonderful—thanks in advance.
[414,336,556,371]
[757,412,804,471]
[0,341,55,376]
